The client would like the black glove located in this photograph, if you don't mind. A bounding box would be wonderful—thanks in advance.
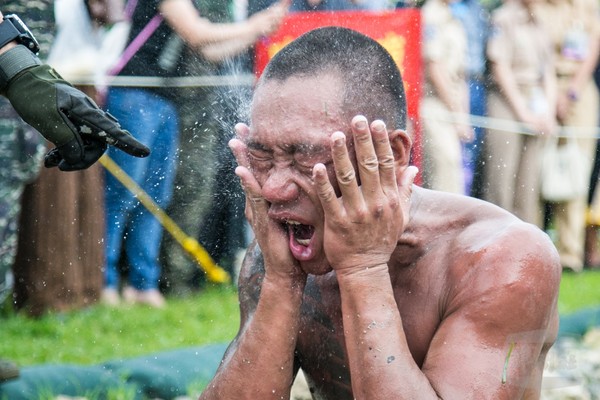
[2,47,150,171]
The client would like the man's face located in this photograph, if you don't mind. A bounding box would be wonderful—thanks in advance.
[244,73,349,275]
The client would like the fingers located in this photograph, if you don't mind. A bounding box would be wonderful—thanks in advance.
[333,116,397,206]
[400,165,419,188]
[44,138,107,171]
[229,124,266,225]
[43,148,63,168]
[369,119,397,195]
[104,127,151,157]
[57,84,150,158]
[66,107,150,158]
[230,123,251,169]
[58,140,107,171]
[351,116,380,196]
[50,136,84,165]
[330,130,362,210]
[317,115,399,216]
[313,162,340,217]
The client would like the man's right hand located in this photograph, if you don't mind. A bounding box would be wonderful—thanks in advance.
[229,123,306,284]
[2,50,150,171]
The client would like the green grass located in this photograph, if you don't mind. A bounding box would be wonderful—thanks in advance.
[558,269,600,314]
[1,271,599,368]
[0,285,239,367]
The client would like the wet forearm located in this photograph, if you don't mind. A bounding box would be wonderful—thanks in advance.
[337,265,439,399]
[160,0,260,48]
[201,277,304,399]
[200,36,257,62]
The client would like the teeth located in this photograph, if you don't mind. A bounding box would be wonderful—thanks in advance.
[285,220,310,246]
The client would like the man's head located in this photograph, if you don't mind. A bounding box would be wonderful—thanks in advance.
[234,27,412,275]
[256,26,408,132]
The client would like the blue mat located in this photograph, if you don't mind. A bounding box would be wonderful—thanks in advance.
[558,307,600,339]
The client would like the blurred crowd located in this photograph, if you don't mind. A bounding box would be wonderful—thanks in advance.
[0,0,598,316]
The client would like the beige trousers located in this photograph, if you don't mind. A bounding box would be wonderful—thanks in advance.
[482,89,545,228]
[550,78,599,270]
[420,97,465,194]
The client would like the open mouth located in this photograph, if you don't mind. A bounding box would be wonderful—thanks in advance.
[286,220,315,246]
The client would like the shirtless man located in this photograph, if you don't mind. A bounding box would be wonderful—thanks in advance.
[200,27,561,399]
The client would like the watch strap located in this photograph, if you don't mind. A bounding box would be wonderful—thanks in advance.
[0,44,42,92]
[0,18,20,50]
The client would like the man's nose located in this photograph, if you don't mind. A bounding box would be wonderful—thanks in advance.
[261,169,299,204]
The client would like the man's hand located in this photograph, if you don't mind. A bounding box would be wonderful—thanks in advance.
[4,61,150,171]
[313,116,418,274]
[229,123,305,283]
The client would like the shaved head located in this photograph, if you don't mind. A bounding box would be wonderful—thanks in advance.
[257,26,408,132]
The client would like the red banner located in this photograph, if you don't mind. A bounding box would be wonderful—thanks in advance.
[254,9,423,173]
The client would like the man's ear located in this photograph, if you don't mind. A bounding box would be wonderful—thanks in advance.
[389,129,412,169]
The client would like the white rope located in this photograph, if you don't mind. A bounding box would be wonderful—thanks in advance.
[420,110,600,139]
[66,73,600,139]
[71,73,257,88]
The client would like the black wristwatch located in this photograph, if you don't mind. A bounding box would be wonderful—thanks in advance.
[0,14,40,54]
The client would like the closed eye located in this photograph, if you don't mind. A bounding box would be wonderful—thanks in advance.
[248,151,272,162]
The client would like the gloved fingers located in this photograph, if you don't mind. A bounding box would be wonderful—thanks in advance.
[57,84,150,158]
[44,147,62,168]
[45,136,85,166]
[102,124,150,158]
[70,111,151,158]
[44,138,107,171]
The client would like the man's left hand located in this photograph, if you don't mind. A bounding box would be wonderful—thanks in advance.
[312,115,418,274]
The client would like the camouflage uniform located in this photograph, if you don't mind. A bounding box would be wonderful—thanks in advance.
[0,102,45,304]
[0,0,53,305]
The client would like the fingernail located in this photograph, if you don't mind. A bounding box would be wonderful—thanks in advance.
[354,119,367,130]
[372,121,385,132]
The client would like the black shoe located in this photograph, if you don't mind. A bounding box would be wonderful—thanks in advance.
[0,359,19,382]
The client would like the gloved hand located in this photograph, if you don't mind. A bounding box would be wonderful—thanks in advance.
[4,62,150,171]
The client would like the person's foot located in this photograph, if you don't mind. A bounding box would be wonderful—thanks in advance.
[101,288,121,306]
[0,359,19,382]
[122,286,166,308]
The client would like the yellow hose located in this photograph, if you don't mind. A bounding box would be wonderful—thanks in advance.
[99,154,231,284]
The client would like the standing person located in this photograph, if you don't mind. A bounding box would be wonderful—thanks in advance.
[449,0,489,196]
[419,0,474,194]
[585,64,600,268]
[102,0,288,307]
[0,2,148,376]
[480,0,557,228]
[535,0,600,271]
[199,27,560,399]
[160,0,260,295]
[0,2,149,317]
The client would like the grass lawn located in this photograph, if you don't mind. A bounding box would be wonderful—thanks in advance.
[1,270,599,368]
[0,284,240,367]
[558,268,600,314]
